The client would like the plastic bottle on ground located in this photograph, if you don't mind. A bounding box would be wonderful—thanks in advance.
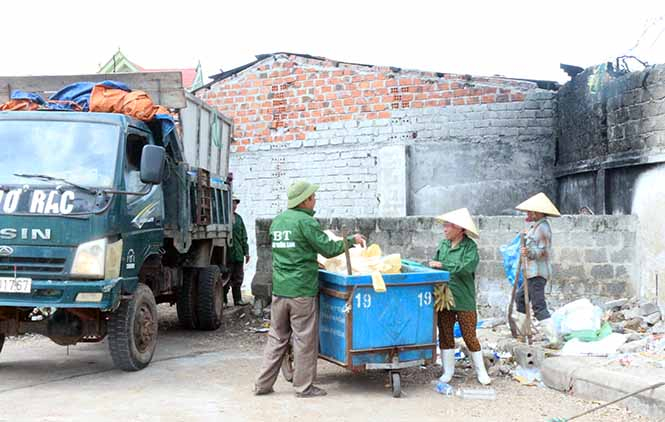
[455,388,496,400]
[434,381,454,396]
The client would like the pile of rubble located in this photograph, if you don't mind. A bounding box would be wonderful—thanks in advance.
[605,298,664,336]
[601,298,665,364]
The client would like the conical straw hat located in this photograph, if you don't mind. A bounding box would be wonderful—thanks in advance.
[435,208,479,239]
[515,192,561,217]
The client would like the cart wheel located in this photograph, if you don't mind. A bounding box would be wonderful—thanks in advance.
[390,372,401,398]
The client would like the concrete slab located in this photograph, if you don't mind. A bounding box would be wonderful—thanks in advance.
[542,356,665,420]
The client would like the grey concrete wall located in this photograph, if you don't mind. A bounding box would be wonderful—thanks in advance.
[409,93,556,216]
[606,64,665,157]
[252,215,638,317]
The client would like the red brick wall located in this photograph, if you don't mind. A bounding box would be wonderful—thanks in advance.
[198,54,537,152]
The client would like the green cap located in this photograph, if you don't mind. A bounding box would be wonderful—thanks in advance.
[287,180,319,208]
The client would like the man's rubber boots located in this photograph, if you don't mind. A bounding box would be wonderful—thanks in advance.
[540,317,559,346]
[471,350,491,385]
[438,349,456,383]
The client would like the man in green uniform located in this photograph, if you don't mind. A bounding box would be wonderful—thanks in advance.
[224,195,249,306]
[254,180,364,398]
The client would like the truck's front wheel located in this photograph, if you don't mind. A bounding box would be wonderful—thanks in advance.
[108,284,158,371]
[197,265,224,331]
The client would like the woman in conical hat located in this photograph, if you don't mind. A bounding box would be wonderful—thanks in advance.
[429,208,490,385]
[514,192,560,345]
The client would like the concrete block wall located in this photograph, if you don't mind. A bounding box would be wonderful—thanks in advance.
[606,64,665,155]
[252,215,638,317]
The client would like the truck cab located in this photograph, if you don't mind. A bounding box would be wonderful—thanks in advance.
[0,74,233,370]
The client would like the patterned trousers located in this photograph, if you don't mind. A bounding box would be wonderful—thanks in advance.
[437,309,481,352]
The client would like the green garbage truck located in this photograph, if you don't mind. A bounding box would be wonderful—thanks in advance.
[0,72,233,370]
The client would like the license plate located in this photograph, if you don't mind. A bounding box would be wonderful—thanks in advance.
[0,277,32,294]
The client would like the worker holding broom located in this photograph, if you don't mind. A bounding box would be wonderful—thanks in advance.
[513,192,560,345]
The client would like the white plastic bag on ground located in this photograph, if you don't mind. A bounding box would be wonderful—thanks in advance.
[551,298,602,335]
[560,333,627,356]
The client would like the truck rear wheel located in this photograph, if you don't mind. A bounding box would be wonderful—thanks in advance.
[197,265,224,331]
[177,268,199,329]
[108,284,158,371]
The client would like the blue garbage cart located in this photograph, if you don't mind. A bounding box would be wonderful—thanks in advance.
[318,264,449,397]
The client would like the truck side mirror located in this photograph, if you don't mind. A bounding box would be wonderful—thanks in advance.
[140,145,165,184]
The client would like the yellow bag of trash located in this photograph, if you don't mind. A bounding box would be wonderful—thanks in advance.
[317,231,401,276]
[363,244,382,258]
[378,254,401,274]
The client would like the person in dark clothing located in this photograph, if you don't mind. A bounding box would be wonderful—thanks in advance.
[224,195,249,306]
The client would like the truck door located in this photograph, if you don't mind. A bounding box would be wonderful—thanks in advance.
[124,132,164,230]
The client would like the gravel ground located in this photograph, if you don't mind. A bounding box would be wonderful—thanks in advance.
[0,304,656,422]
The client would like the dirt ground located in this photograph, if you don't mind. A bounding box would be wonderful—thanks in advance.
[0,305,655,422]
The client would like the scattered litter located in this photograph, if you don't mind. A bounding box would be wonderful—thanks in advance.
[478,318,505,329]
[434,381,454,396]
[454,319,499,338]
[455,387,497,400]
[512,365,542,386]
[251,327,269,333]
[618,355,633,367]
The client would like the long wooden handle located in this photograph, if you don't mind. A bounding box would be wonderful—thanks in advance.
[507,253,522,338]
[521,233,533,344]
[341,228,352,276]
[343,238,352,276]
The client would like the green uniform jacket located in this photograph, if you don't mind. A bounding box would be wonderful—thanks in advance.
[229,213,249,263]
[432,235,479,311]
[270,208,355,297]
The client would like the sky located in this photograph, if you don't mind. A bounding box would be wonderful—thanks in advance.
[2,0,664,84]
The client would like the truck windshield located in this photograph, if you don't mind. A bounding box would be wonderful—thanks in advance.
[0,120,119,188]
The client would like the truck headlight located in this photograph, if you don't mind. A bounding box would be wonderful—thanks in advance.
[71,238,107,279]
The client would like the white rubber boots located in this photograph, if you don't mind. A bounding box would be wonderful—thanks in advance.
[471,351,492,385]
[438,349,456,383]
[540,317,560,346]
[438,348,491,385]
